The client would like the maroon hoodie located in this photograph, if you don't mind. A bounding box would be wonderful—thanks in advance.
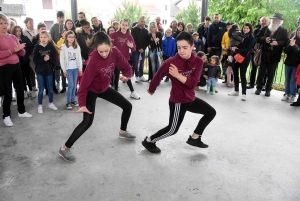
[110,31,136,60]
[148,53,203,103]
[78,47,132,107]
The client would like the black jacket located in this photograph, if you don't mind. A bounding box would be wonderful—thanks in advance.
[207,21,227,48]
[76,28,94,60]
[205,65,221,78]
[92,25,106,33]
[33,44,57,75]
[284,37,300,66]
[235,35,255,62]
[18,35,33,63]
[131,25,148,51]
[147,32,162,51]
[74,20,81,28]
[257,26,288,63]
[197,24,209,39]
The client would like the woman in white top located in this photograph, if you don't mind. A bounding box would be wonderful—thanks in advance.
[60,30,83,109]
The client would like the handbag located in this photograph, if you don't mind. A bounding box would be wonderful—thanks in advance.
[253,46,262,66]
[234,51,250,64]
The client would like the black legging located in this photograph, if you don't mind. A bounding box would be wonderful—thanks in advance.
[65,88,132,148]
[21,62,32,91]
[233,59,250,95]
[114,68,134,92]
[150,98,216,142]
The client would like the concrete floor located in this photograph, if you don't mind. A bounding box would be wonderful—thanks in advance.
[0,77,299,201]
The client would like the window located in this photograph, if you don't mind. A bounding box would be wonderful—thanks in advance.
[44,21,54,30]
[42,0,53,9]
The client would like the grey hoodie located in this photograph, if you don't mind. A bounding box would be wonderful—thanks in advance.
[49,23,64,43]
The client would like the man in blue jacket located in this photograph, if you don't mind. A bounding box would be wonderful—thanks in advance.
[207,14,226,58]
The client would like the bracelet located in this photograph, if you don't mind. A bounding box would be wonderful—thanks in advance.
[8,49,12,55]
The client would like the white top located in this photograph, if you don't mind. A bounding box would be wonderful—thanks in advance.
[67,46,78,69]
[60,44,83,73]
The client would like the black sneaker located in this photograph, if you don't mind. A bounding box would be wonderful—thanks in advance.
[186,136,209,148]
[255,89,261,95]
[222,80,226,83]
[60,88,66,94]
[246,85,254,89]
[262,86,266,91]
[142,137,161,153]
[290,102,300,107]
[53,88,58,94]
[265,91,270,97]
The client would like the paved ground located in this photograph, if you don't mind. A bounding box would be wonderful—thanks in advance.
[0,77,299,201]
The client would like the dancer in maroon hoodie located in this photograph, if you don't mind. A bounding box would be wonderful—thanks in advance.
[142,32,216,153]
[58,31,136,162]
[109,19,140,99]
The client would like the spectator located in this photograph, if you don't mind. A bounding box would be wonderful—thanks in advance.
[162,28,176,82]
[228,23,255,101]
[32,22,47,46]
[131,15,148,82]
[0,14,33,127]
[197,16,211,53]
[91,17,105,33]
[64,19,75,33]
[106,26,116,35]
[192,32,204,53]
[112,21,120,30]
[281,26,300,103]
[186,23,194,35]
[221,22,233,85]
[155,16,164,36]
[247,16,270,89]
[7,18,17,33]
[290,64,300,106]
[207,14,226,58]
[172,21,184,39]
[195,51,208,90]
[255,13,288,97]
[74,12,86,28]
[205,55,221,95]
[170,19,178,34]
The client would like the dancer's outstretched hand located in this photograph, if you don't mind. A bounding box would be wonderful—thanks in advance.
[119,76,129,82]
[74,106,92,114]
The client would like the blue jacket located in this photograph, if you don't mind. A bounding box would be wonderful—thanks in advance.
[194,39,204,52]
[162,36,176,57]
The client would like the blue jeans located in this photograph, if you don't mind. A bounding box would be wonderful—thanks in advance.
[207,77,217,87]
[67,69,78,103]
[132,51,145,77]
[37,74,53,105]
[149,49,160,76]
[284,65,297,96]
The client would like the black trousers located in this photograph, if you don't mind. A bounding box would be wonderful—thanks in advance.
[150,98,216,143]
[65,88,132,148]
[208,48,222,59]
[29,65,36,87]
[0,63,26,118]
[256,62,278,91]
[21,62,32,91]
[233,59,250,95]
[114,66,134,92]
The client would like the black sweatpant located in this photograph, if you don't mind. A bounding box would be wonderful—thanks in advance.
[233,59,250,95]
[114,68,134,92]
[256,62,278,91]
[21,62,32,91]
[150,98,216,143]
[65,88,132,148]
[0,63,26,118]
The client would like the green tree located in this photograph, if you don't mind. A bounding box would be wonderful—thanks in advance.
[208,0,300,31]
[112,0,150,27]
[175,0,200,31]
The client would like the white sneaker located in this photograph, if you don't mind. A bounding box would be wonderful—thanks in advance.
[135,77,140,83]
[228,91,239,96]
[130,92,140,100]
[281,94,289,101]
[241,94,246,101]
[49,103,58,110]
[24,91,29,99]
[140,76,147,82]
[288,96,295,103]
[38,106,43,114]
[18,112,33,118]
[56,82,60,90]
[3,116,13,127]
[29,91,36,98]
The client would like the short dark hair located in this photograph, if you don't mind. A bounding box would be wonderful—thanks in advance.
[242,23,253,35]
[91,17,97,21]
[87,31,111,49]
[205,16,211,21]
[80,20,90,27]
[78,12,86,17]
[226,22,233,26]
[196,51,206,58]
[37,22,46,30]
[176,31,193,46]
[106,26,116,35]
[24,17,33,24]
[57,11,64,18]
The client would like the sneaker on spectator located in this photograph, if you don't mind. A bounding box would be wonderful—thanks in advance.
[49,103,58,110]
[228,91,239,96]
[241,94,246,101]
[32,86,38,91]
[56,82,60,90]
[71,101,79,107]
[135,76,140,83]
[29,91,36,98]
[119,131,136,140]
[24,91,29,99]
[140,76,147,82]
[66,103,72,110]
[130,92,140,100]
[18,112,33,118]
[281,94,289,101]
[38,106,43,114]
[3,116,13,127]
[288,96,295,103]
[58,147,76,162]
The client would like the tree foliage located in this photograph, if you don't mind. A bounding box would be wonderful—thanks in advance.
[208,0,300,31]
[175,0,200,31]
[112,0,150,27]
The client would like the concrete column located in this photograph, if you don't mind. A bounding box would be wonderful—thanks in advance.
[70,0,78,22]
[201,0,208,22]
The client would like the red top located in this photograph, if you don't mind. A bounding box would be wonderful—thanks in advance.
[149,53,203,103]
[109,31,136,60]
[0,34,25,66]
[296,64,300,86]
[78,47,133,106]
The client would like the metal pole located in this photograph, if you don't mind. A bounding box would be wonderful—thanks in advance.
[71,0,78,22]
[201,0,208,22]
